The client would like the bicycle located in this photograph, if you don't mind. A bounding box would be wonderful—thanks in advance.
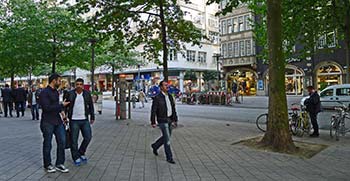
[256,113,268,132]
[289,103,311,137]
[330,102,350,141]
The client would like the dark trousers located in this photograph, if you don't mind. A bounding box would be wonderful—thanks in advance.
[15,101,25,117]
[3,101,13,117]
[40,122,66,168]
[70,120,92,161]
[309,112,319,134]
[31,104,39,120]
[153,122,173,160]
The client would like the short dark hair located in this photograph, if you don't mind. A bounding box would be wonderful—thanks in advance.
[75,78,84,84]
[159,81,165,87]
[307,86,314,90]
[49,73,61,84]
[5,84,9,88]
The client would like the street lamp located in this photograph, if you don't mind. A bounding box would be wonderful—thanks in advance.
[213,53,222,88]
[137,64,141,91]
[89,38,97,91]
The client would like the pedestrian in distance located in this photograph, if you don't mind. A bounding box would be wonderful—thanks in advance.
[0,86,3,116]
[65,78,95,166]
[150,80,178,164]
[139,89,146,108]
[1,84,13,117]
[304,85,321,137]
[39,73,70,173]
[28,86,40,120]
[232,81,239,103]
[13,84,27,117]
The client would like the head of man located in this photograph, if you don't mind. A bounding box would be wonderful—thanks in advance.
[48,73,62,89]
[159,81,168,93]
[31,86,36,92]
[5,84,9,88]
[307,85,315,94]
[75,78,84,93]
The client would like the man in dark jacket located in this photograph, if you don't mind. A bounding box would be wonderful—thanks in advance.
[13,84,27,117]
[39,73,70,173]
[1,84,13,117]
[304,85,321,137]
[150,81,178,164]
[65,78,95,166]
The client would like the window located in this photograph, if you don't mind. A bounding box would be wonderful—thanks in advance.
[198,52,207,63]
[227,19,232,34]
[233,17,238,32]
[320,89,333,97]
[245,39,251,56]
[223,43,228,58]
[234,42,239,57]
[244,14,251,30]
[240,41,245,56]
[238,16,244,32]
[209,31,219,44]
[328,31,336,48]
[228,42,233,57]
[186,50,196,62]
[169,49,177,61]
[318,35,326,49]
[222,20,227,35]
[336,88,350,96]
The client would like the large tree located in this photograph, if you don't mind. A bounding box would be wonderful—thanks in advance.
[68,0,202,82]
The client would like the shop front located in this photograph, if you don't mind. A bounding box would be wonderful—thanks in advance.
[226,68,257,96]
[315,62,343,91]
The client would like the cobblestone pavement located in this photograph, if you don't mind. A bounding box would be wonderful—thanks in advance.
[0,108,350,181]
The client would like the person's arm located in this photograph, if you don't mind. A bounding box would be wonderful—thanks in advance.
[170,96,178,123]
[87,92,95,122]
[150,96,158,125]
[39,90,63,113]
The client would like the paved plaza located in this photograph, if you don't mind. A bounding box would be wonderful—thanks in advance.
[0,104,350,181]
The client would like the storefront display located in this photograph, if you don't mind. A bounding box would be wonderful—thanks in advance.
[226,69,257,96]
[317,64,342,90]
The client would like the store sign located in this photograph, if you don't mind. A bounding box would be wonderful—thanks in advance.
[258,80,264,90]
[125,74,134,80]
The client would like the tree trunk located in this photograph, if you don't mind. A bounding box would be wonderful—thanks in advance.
[260,0,296,152]
[112,64,115,97]
[51,35,57,74]
[159,0,168,82]
[10,72,15,88]
[345,0,350,83]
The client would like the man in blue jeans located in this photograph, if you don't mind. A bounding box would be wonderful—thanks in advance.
[65,78,95,166]
[39,73,70,173]
[150,81,178,164]
[28,86,40,120]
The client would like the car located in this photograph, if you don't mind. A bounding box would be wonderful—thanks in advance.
[302,84,350,110]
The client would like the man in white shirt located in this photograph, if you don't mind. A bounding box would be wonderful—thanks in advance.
[65,78,95,166]
[150,81,178,164]
[28,86,40,120]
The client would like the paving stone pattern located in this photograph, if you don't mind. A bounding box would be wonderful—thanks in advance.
[0,109,349,181]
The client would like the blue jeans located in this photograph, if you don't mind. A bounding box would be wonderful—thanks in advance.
[40,122,66,168]
[153,122,173,160]
[70,120,92,161]
[31,104,39,120]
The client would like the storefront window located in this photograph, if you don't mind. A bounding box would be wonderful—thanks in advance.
[285,67,304,95]
[227,70,257,96]
[317,64,342,90]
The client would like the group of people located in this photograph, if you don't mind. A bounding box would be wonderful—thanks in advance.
[231,80,246,103]
[0,84,40,119]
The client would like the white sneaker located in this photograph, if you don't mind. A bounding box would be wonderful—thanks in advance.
[45,165,56,173]
[55,164,69,173]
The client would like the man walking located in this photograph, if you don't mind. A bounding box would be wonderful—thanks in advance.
[139,89,146,108]
[304,85,321,137]
[39,73,70,173]
[28,86,40,120]
[66,78,95,166]
[13,84,27,117]
[150,81,178,164]
[1,84,13,117]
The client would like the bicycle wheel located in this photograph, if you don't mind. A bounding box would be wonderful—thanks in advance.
[256,113,268,132]
[289,114,298,136]
[302,112,311,135]
[330,116,340,141]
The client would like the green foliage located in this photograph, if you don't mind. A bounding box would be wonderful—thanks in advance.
[202,70,217,82]
[184,70,197,82]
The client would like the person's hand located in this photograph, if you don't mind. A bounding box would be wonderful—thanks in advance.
[63,101,70,107]
[172,122,178,128]
[151,124,157,128]
[90,119,95,125]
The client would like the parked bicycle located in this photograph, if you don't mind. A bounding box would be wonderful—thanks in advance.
[289,103,311,137]
[330,102,350,141]
[256,103,310,136]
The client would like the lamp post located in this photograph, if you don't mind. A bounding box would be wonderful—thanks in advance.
[137,64,141,90]
[89,38,97,91]
[213,53,222,88]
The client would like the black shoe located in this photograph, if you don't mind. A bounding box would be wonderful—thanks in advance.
[309,133,319,138]
[167,159,175,164]
[151,144,158,156]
